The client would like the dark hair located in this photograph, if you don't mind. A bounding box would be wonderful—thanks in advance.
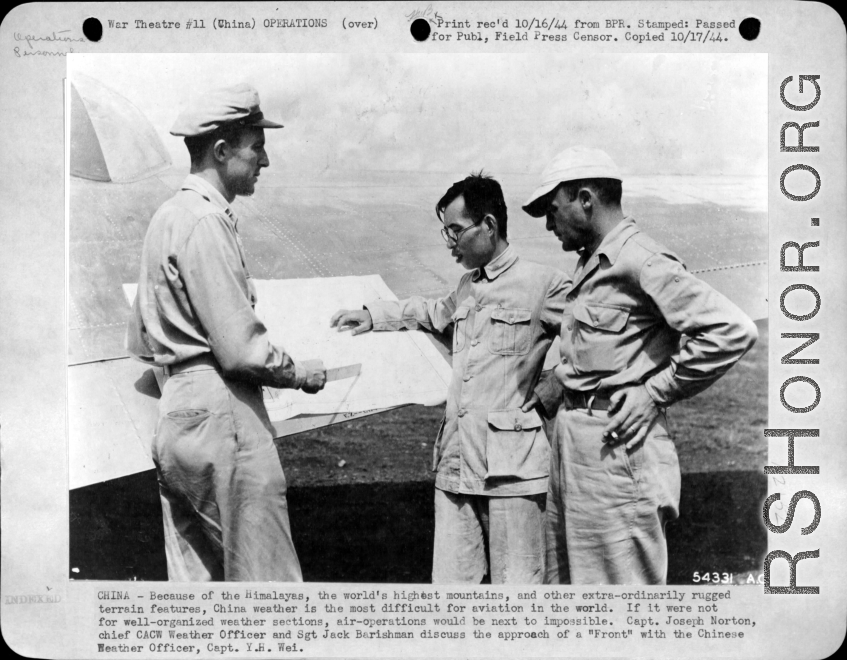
[436,171,508,240]
[558,178,623,206]
[184,123,252,166]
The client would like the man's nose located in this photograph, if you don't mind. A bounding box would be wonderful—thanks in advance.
[545,214,555,231]
[259,150,270,167]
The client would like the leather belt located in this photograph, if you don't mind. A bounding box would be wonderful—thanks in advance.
[563,389,615,412]
[163,353,220,377]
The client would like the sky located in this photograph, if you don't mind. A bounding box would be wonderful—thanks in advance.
[70,52,767,178]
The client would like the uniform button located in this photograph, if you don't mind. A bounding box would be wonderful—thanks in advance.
[463,374,472,382]
[514,424,522,431]
[674,277,680,282]
[475,304,482,312]
[458,409,466,417]
[471,340,479,347]
[567,324,573,331]
[562,357,568,363]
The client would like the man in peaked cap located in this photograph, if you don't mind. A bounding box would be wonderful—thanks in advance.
[127,84,326,581]
[522,146,758,584]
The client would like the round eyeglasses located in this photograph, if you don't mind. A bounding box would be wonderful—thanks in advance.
[440,221,481,245]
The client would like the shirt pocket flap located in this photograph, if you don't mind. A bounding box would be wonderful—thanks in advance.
[452,306,470,322]
[487,408,543,431]
[573,303,629,332]
[485,408,548,480]
[490,308,532,325]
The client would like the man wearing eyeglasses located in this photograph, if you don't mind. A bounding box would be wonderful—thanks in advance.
[331,173,570,584]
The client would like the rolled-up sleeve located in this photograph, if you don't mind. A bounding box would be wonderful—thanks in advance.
[640,253,758,406]
[365,290,458,334]
[180,214,306,389]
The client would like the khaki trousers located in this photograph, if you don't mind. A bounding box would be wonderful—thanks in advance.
[432,488,546,584]
[153,367,302,582]
[545,407,680,585]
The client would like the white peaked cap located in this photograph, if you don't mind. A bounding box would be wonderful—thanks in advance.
[522,146,622,217]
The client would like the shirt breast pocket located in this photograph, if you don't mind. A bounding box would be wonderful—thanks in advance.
[488,307,532,356]
[451,306,470,353]
[571,302,630,373]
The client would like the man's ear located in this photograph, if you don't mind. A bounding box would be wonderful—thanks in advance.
[212,139,230,164]
[483,213,498,236]
[578,188,593,211]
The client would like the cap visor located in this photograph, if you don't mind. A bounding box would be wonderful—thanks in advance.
[522,182,558,217]
[253,118,284,129]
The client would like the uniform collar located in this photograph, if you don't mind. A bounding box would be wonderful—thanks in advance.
[472,244,518,282]
[181,174,238,227]
[593,216,639,266]
[572,217,638,289]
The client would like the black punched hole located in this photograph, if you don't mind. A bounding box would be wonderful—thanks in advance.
[83,17,103,42]
[739,17,760,41]
[410,18,431,41]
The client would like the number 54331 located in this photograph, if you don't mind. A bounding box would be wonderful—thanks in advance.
[692,572,733,584]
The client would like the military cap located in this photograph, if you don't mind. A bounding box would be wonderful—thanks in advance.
[170,83,283,137]
[523,146,621,217]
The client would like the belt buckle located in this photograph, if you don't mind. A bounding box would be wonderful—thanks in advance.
[586,393,596,416]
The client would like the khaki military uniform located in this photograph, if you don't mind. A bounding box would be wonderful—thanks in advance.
[544,217,758,584]
[127,175,306,581]
[367,246,570,583]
